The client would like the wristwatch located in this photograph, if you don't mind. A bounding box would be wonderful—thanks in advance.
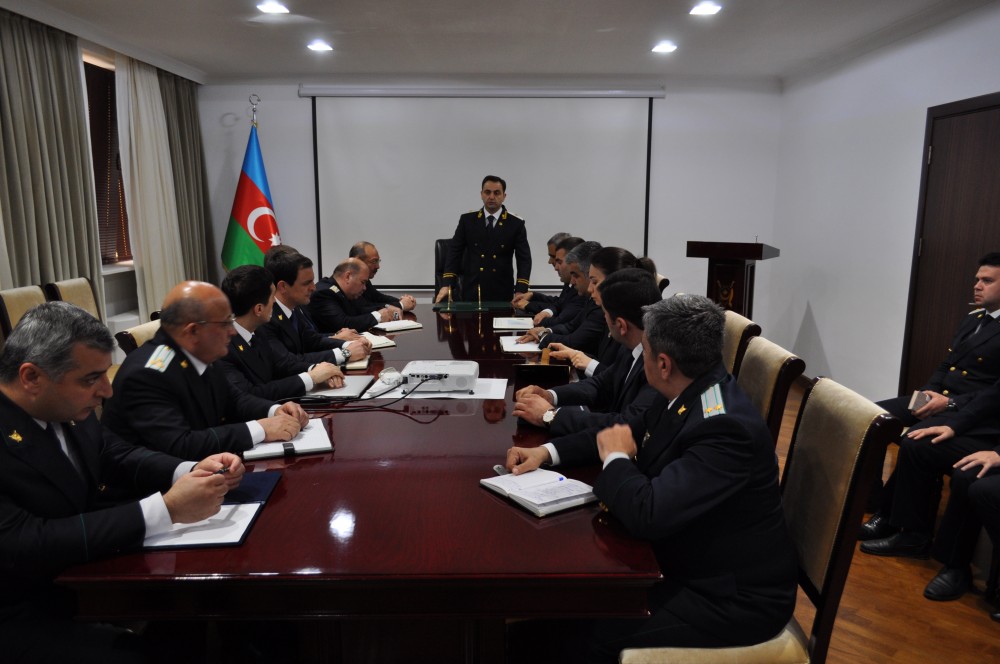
[946,398,957,411]
[341,346,352,362]
[542,409,556,427]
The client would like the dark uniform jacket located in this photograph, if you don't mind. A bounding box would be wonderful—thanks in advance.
[556,363,798,644]
[538,298,608,358]
[882,309,1000,426]
[442,205,531,301]
[103,329,274,459]
[0,391,178,623]
[309,277,379,332]
[218,333,311,401]
[259,304,344,366]
[548,347,658,436]
[358,281,402,311]
[524,283,580,318]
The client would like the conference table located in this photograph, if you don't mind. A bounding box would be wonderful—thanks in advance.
[58,303,662,663]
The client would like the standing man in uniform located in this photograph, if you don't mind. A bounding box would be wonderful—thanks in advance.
[435,175,531,303]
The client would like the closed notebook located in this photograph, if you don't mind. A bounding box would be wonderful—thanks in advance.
[243,419,333,461]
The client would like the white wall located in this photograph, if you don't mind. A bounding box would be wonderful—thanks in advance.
[771,2,1000,400]
[198,83,784,290]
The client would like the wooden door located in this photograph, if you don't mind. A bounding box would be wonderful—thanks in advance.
[900,92,1000,393]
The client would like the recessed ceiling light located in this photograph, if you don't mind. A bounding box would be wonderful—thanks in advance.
[308,40,333,52]
[690,1,722,16]
[651,41,677,54]
[257,1,289,14]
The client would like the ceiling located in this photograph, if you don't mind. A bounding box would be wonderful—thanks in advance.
[3,0,996,86]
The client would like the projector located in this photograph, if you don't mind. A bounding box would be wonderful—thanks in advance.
[401,360,479,393]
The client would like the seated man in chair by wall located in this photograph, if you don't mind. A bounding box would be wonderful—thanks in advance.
[505,295,797,663]
[310,258,398,333]
[862,252,1000,537]
[0,302,245,663]
[349,241,416,313]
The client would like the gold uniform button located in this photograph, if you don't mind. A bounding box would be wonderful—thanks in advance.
[480,254,485,258]
[943,390,950,395]
[480,267,484,272]
[979,357,984,363]
[962,371,968,376]
[949,366,956,371]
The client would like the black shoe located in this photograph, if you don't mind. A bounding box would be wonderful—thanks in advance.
[923,566,971,601]
[859,513,898,541]
[860,531,931,558]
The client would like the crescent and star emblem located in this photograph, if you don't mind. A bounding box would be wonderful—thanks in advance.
[246,206,281,246]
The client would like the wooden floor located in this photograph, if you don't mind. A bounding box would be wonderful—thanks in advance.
[777,382,1000,663]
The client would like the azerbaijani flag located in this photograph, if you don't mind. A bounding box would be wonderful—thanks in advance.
[221,124,281,270]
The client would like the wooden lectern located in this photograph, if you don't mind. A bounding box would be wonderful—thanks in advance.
[686,241,779,318]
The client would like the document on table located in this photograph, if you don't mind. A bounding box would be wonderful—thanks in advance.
[144,503,262,549]
[243,419,333,461]
[362,377,507,400]
[373,320,423,332]
[361,331,396,349]
[500,336,542,353]
[493,317,534,331]
[312,375,375,400]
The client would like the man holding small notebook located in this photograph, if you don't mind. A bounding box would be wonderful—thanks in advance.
[505,295,796,662]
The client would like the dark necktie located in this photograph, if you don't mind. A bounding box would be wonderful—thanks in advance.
[487,215,496,231]
[290,310,300,332]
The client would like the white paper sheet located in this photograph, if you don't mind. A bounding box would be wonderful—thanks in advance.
[144,503,261,548]
[499,336,542,353]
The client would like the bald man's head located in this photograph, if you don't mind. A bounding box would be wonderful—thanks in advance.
[333,258,370,299]
[159,281,235,363]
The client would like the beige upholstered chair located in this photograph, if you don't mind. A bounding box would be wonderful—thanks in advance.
[620,378,902,664]
[736,336,806,445]
[114,320,161,355]
[722,309,761,377]
[44,277,102,320]
[0,285,47,339]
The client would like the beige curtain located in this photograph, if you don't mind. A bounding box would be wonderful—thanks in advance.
[0,10,106,308]
[115,54,186,320]
[158,71,216,285]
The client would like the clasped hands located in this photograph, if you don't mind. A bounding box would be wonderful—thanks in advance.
[163,452,245,524]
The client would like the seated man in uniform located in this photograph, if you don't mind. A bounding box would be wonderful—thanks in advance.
[0,302,244,663]
[261,247,370,366]
[349,241,416,312]
[309,258,398,332]
[505,294,797,662]
[103,281,307,460]
[517,241,608,359]
[512,268,661,437]
[862,252,1000,537]
[218,264,345,401]
[512,231,574,314]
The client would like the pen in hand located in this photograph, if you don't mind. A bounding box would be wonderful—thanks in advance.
[213,466,230,476]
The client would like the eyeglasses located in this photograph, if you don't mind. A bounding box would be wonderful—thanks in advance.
[194,314,237,328]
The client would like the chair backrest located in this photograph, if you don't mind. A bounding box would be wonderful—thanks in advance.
[115,320,161,355]
[780,377,901,663]
[44,277,101,320]
[736,336,806,444]
[655,273,670,293]
[434,238,463,296]
[722,309,761,377]
[0,286,47,339]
